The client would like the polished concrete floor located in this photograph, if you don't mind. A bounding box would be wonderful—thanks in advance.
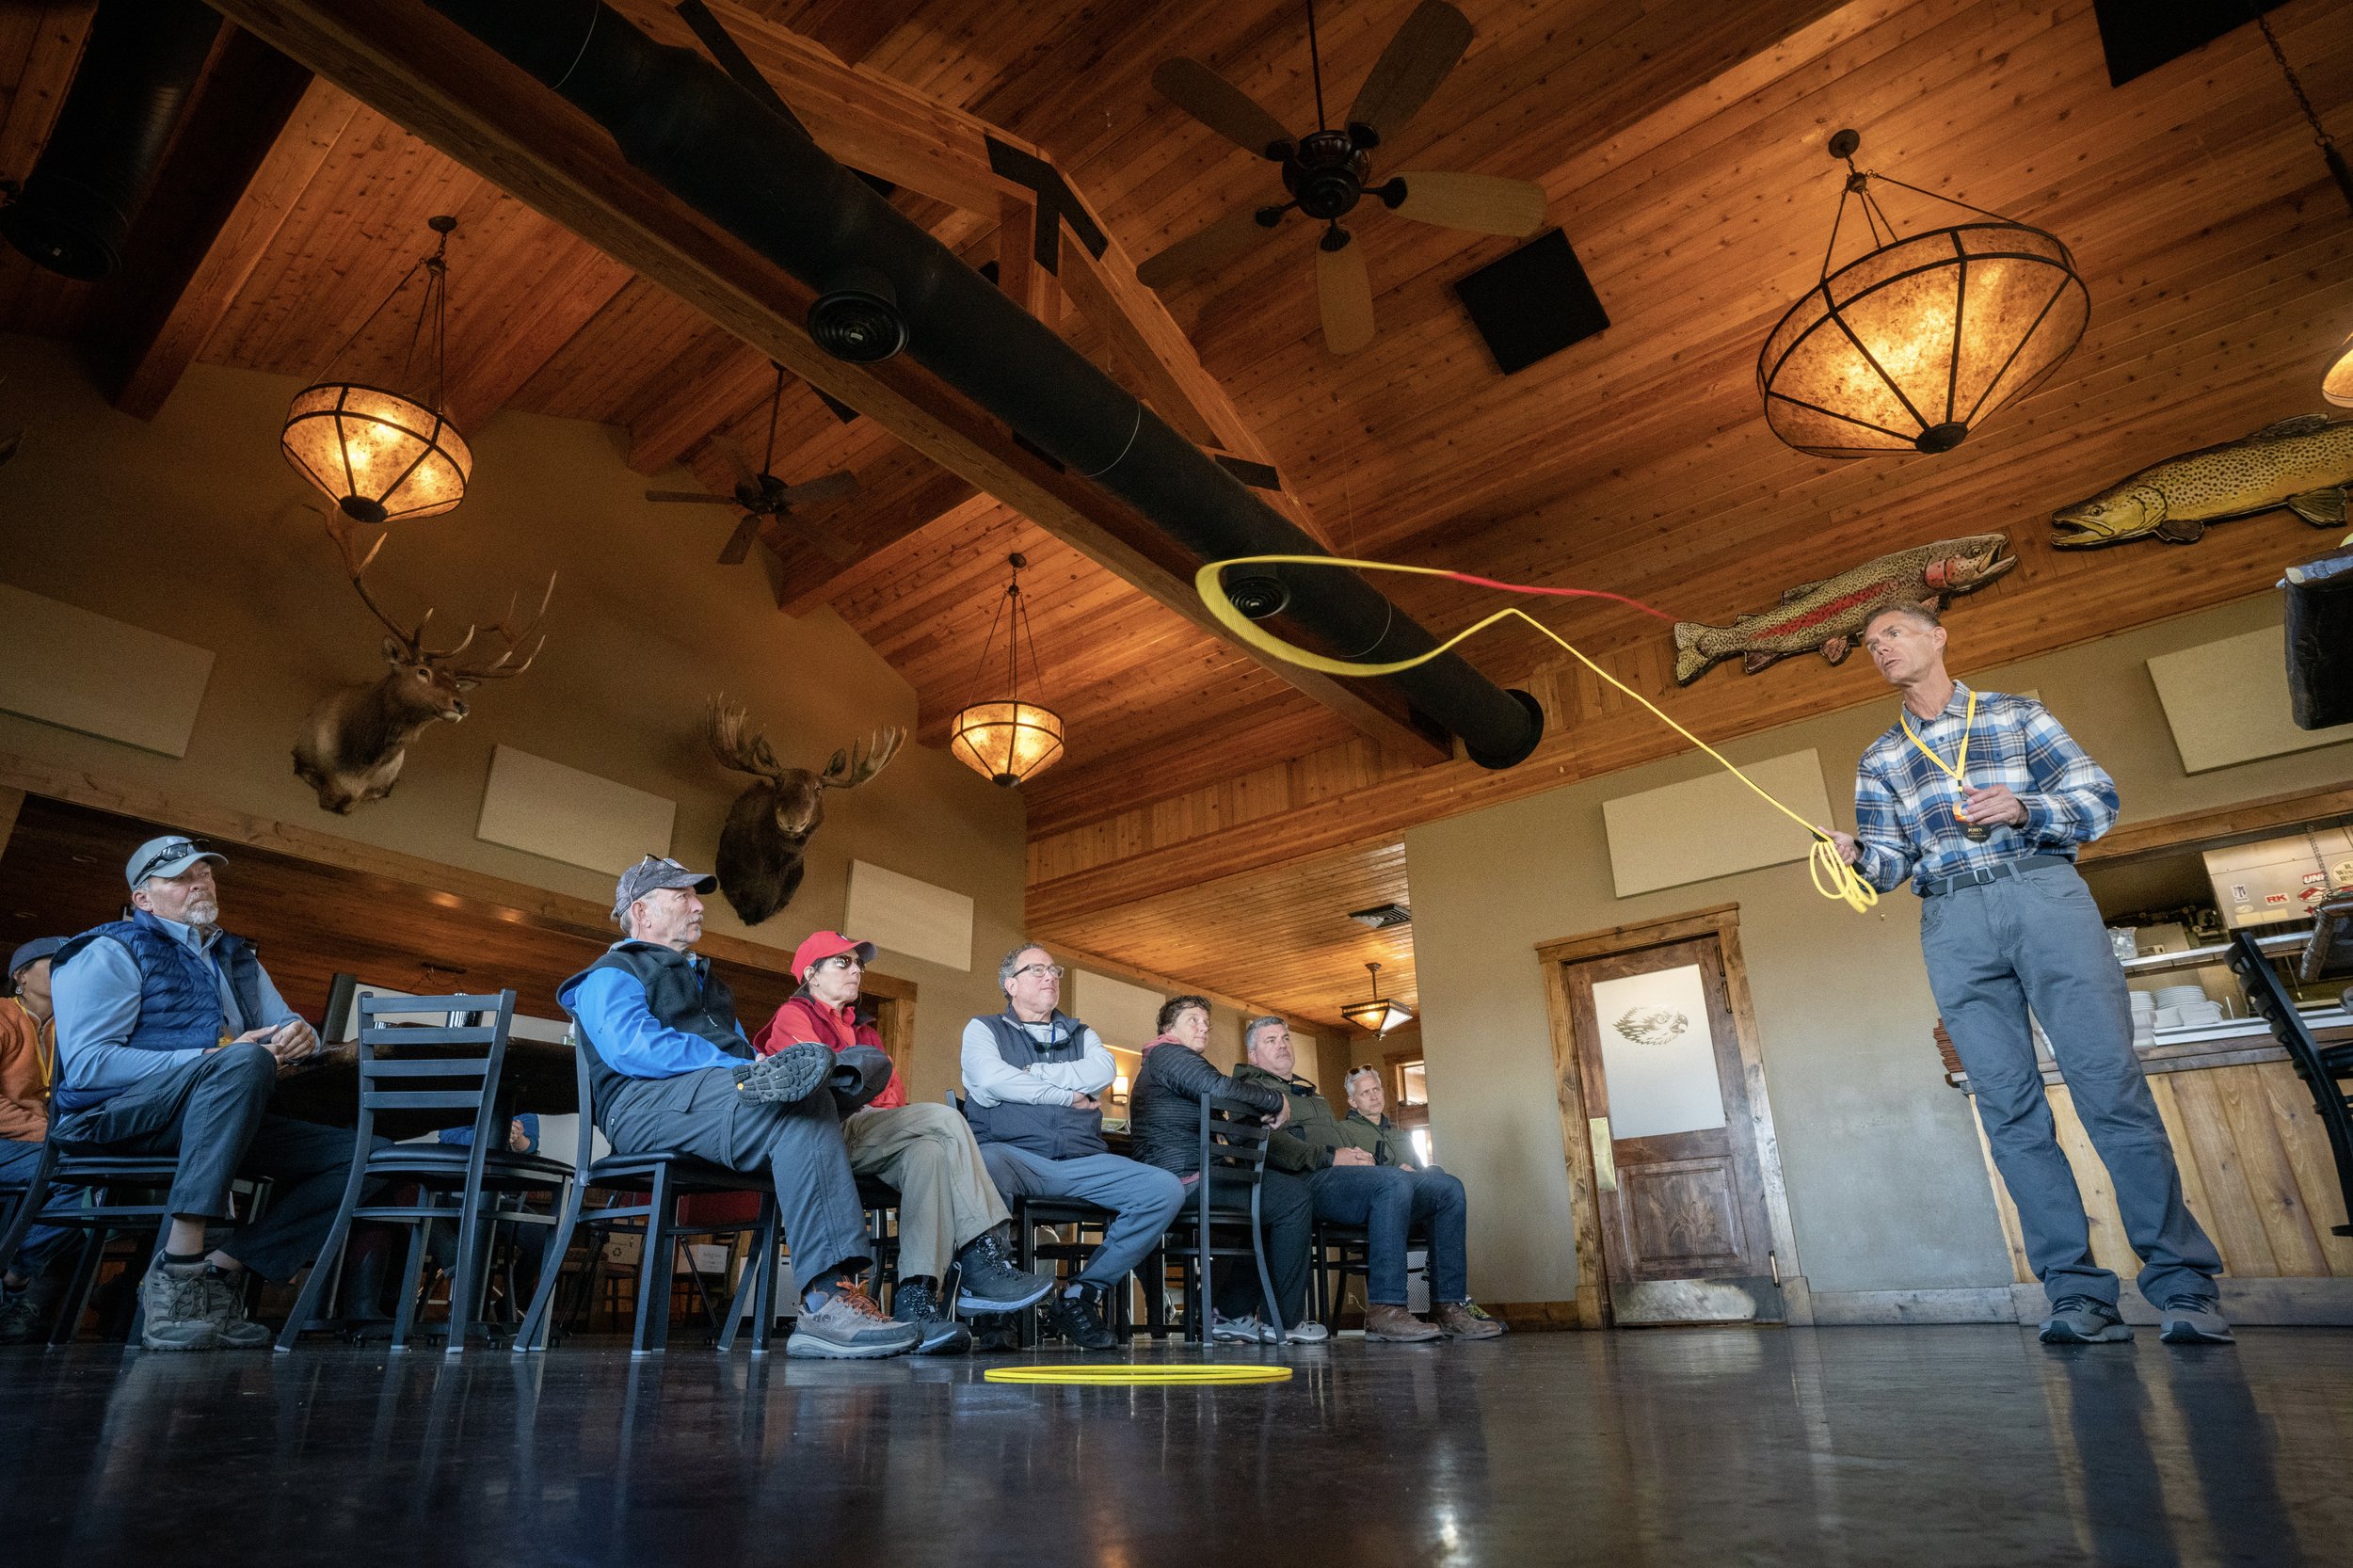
[0,1327,2340,1566]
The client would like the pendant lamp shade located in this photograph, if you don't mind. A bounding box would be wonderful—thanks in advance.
[2325,328,2353,408]
[1760,132,2088,458]
[950,553,1066,788]
[1340,961,1413,1035]
[282,216,472,522]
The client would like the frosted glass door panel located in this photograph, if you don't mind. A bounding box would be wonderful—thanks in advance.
[1591,964,1728,1140]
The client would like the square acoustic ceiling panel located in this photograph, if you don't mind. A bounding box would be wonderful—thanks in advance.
[1451,228,1609,376]
[2092,0,2288,88]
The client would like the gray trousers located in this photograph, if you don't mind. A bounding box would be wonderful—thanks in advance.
[600,1054,882,1288]
[0,1138,76,1279]
[52,1045,358,1282]
[979,1144,1185,1286]
[1922,861,2221,1308]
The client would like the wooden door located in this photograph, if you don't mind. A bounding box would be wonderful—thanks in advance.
[1563,935,1781,1324]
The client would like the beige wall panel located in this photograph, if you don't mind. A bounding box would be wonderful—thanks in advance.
[846,858,974,973]
[1602,748,1834,899]
[1073,967,1163,1049]
[2148,624,2353,774]
[0,582,214,758]
[476,744,675,873]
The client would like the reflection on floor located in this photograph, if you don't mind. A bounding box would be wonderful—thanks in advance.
[0,1328,2341,1565]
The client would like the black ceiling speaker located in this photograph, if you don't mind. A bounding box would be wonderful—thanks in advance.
[2093,0,2288,88]
[1223,571,1290,619]
[0,0,220,279]
[808,265,907,362]
[1451,227,1609,376]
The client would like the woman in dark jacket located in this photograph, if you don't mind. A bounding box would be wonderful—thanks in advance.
[1128,996,1323,1344]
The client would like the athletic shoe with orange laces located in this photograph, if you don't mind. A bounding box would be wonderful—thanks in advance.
[786,1281,922,1359]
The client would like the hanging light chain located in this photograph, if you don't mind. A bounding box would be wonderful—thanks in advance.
[2253,8,2353,216]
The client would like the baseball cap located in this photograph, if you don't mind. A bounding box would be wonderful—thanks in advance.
[792,929,876,979]
[612,855,718,921]
[125,835,226,888]
[8,936,63,982]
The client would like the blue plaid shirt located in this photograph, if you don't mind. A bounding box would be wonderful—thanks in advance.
[1851,683,2120,896]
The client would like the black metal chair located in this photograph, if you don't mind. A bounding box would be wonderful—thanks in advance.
[512,1042,782,1357]
[2233,930,2353,1238]
[1309,1215,1432,1331]
[278,990,571,1353]
[1153,1092,1284,1345]
[1010,1193,1128,1346]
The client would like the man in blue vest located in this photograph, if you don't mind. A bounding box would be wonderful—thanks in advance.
[557,856,920,1359]
[50,837,357,1351]
[961,941,1184,1352]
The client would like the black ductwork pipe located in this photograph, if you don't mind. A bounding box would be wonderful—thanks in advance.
[423,0,1544,769]
[0,0,222,279]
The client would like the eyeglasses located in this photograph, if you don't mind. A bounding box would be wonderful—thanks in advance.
[1013,963,1064,981]
[130,840,209,887]
[813,954,862,972]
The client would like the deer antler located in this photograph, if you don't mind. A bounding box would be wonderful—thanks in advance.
[819,727,905,791]
[319,506,425,657]
[444,574,557,681]
[707,696,790,782]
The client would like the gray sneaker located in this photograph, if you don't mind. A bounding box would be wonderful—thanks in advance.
[1285,1319,1331,1344]
[197,1267,272,1349]
[736,1042,835,1105]
[2158,1297,2235,1346]
[785,1284,922,1359]
[1209,1311,1280,1344]
[2039,1294,2132,1344]
[138,1260,222,1352]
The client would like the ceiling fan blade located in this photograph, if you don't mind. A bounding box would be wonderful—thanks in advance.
[1316,233,1376,356]
[776,470,859,507]
[717,513,764,566]
[1387,170,1547,236]
[1152,58,1293,159]
[1347,0,1473,147]
[780,512,860,565]
[1137,202,1286,289]
[644,488,742,504]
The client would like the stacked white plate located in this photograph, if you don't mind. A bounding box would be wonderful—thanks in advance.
[2154,984,2206,1009]
[2129,989,2157,1046]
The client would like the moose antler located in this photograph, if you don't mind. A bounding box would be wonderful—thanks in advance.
[707,696,790,782]
[318,506,553,670]
[820,728,905,791]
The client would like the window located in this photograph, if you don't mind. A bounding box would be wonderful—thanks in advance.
[1410,1127,1434,1168]
[1396,1059,1428,1107]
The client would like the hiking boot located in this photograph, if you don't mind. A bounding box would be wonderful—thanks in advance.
[952,1229,1056,1314]
[736,1042,836,1105]
[1209,1311,1280,1344]
[2158,1297,2235,1346]
[137,1259,221,1352]
[786,1283,921,1359]
[1434,1301,1506,1340]
[1285,1318,1331,1344]
[891,1278,972,1356]
[1040,1283,1118,1352]
[1364,1304,1443,1342]
[2039,1295,2132,1344]
[0,1286,40,1344]
[197,1266,272,1349]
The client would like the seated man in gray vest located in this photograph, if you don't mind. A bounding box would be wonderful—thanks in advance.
[49,836,356,1352]
[961,942,1184,1352]
[557,856,920,1359]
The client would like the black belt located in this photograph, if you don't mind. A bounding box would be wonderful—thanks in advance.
[1918,854,2071,898]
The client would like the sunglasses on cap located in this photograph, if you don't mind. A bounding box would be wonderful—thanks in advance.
[130,839,214,888]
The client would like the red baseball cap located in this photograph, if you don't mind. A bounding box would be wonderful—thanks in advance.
[792,930,877,979]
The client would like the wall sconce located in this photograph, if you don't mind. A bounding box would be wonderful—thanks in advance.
[1111,1073,1130,1104]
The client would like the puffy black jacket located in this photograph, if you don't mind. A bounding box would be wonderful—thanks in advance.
[1128,1038,1284,1177]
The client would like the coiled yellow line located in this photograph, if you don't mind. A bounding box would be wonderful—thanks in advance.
[1195,554,1878,914]
[984,1364,1294,1384]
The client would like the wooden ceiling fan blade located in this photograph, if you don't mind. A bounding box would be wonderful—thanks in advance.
[1137,202,1285,289]
[645,488,742,504]
[776,470,859,506]
[1316,235,1375,356]
[1387,171,1547,236]
[717,513,764,566]
[1152,58,1293,159]
[1347,0,1473,146]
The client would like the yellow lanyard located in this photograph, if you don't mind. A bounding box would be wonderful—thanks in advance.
[1900,689,1977,823]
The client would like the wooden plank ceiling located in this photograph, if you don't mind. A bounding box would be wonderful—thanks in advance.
[2,0,2349,1029]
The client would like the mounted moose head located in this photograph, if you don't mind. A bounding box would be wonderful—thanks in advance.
[292,509,554,814]
[707,696,904,925]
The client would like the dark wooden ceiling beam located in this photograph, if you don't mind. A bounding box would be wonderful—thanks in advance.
[0,2,95,185]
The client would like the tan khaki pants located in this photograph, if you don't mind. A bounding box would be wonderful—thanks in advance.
[841,1101,1009,1281]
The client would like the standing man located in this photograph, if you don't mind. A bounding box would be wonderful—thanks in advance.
[755,929,1054,1354]
[1,937,70,1341]
[557,857,920,1359]
[1830,604,2229,1346]
[49,837,355,1352]
[961,943,1184,1352]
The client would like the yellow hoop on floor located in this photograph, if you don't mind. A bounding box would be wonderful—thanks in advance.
[983,1364,1293,1385]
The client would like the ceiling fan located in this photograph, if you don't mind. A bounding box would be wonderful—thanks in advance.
[643,361,860,566]
[1138,0,1547,354]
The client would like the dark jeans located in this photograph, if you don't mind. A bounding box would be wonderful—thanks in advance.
[53,1046,359,1283]
[1308,1162,1470,1305]
[600,1061,875,1288]
[1199,1167,1311,1328]
[0,1138,76,1280]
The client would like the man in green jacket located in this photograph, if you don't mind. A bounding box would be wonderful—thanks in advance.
[1337,1066,1421,1168]
[1235,1017,1498,1342]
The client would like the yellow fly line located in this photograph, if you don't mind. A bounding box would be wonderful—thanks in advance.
[1194,554,1879,914]
[984,1364,1294,1385]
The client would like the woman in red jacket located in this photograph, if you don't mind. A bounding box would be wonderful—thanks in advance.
[754,931,1052,1352]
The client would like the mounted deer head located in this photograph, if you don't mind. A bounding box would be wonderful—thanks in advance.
[707,696,904,924]
[293,508,554,813]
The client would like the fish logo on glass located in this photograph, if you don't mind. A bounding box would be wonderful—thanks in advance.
[1613,1007,1689,1048]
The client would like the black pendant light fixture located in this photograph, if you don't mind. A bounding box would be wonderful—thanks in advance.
[949,552,1066,787]
[1759,130,2089,458]
[1340,960,1413,1035]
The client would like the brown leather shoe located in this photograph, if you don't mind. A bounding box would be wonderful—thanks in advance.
[1364,1304,1442,1341]
[1434,1301,1505,1339]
